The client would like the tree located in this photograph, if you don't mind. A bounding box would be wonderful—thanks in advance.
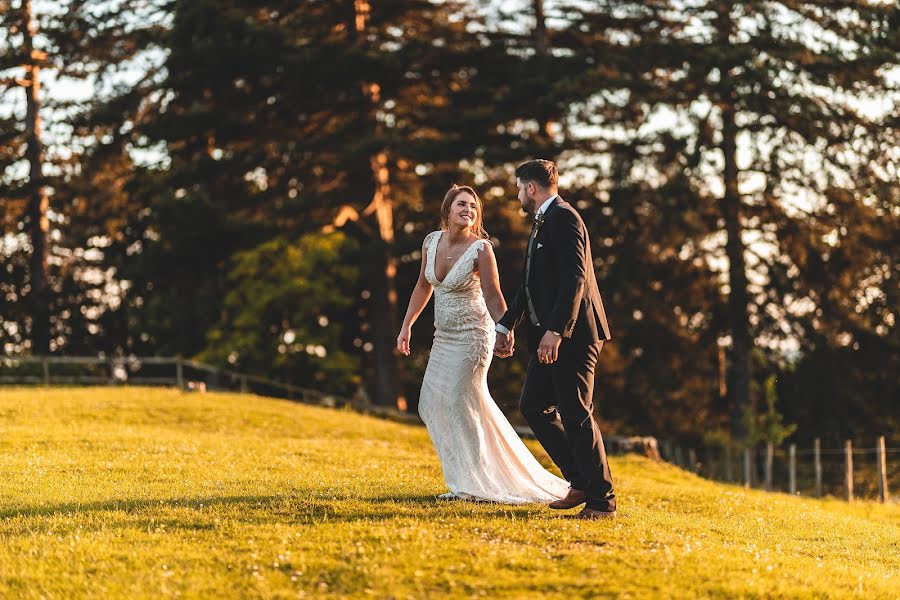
[567,0,900,442]
[0,0,169,355]
[199,232,361,396]
[128,1,415,399]
[1,0,51,353]
[146,0,568,406]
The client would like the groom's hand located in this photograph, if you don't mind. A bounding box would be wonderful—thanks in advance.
[537,331,562,364]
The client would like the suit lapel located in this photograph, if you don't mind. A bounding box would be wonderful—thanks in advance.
[534,197,560,250]
[524,197,562,276]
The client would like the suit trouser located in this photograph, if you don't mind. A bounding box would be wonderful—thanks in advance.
[519,338,616,511]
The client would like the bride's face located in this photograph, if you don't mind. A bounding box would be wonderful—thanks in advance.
[448,192,478,229]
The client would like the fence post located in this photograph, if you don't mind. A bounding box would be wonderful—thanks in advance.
[706,445,717,480]
[789,444,797,495]
[687,448,697,473]
[42,358,50,386]
[844,440,854,502]
[765,442,774,491]
[743,448,752,488]
[725,445,733,482]
[674,446,684,468]
[240,375,248,393]
[876,436,889,503]
[814,438,822,498]
[175,357,184,391]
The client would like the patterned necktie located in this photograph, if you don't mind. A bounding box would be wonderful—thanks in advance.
[524,214,543,326]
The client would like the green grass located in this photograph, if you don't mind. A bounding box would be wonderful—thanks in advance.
[0,387,897,598]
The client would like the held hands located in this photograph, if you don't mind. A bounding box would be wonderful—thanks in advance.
[537,331,562,364]
[494,330,515,358]
[396,325,412,356]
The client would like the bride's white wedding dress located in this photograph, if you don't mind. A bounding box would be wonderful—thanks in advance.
[418,231,569,504]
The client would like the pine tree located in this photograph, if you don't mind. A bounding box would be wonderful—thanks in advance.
[0,0,51,353]
[568,0,900,442]
[146,0,561,405]
[0,0,169,355]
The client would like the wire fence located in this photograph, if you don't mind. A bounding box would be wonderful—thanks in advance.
[660,438,897,503]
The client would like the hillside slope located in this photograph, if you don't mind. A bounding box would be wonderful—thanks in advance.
[0,387,897,598]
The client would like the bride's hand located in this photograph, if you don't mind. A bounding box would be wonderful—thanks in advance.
[494,330,514,358]
[397,326,411,356]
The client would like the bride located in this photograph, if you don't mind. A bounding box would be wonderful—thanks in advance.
[396,184,569,503]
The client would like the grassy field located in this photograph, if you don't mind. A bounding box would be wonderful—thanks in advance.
[0,387,897,599]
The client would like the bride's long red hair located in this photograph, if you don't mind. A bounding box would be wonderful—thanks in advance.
[439,185,489,239]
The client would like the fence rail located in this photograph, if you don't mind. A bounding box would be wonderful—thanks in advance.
[0,355,361,409]
[3,356,893,503]
[660,437,896,504]
[0,355,664,458]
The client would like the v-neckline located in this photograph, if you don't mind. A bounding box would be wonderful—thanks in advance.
[433,231,480,285]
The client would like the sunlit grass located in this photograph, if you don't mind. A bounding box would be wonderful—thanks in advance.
[0,387,897,598]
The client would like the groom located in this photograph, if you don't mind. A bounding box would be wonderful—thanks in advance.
[494,159,616,520]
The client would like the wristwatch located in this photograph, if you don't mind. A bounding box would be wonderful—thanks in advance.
[549,330,561,337]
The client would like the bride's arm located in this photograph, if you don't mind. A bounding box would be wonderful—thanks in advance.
[397,236,434,356]
[476,242,508,323]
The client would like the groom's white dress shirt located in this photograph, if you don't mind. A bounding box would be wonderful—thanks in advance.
[495,195,558,337]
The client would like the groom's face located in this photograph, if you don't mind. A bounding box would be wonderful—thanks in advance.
[516,178,537,213]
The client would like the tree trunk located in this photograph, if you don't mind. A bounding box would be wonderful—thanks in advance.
[353,1,401,407]
[22,0,50,355]
[717,5,753,443]
[367,152,401,407]
[532,0,554,139]
[720,89,753,444]
[370,244,401,406]
[532,0,547,55]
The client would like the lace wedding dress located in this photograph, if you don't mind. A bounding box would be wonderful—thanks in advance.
[418,231,569,503]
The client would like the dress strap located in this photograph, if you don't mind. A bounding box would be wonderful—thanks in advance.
[465,238,491,261]
[424,231,442,283]
[427,231,443,258]
[453,238,490,279]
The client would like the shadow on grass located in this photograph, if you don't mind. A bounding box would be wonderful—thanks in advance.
[1,495,282,520]
[1,491,540,524]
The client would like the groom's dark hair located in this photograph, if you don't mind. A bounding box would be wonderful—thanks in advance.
[516,159,558,189]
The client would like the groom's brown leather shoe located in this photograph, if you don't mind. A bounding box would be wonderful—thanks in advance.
[549,488,586,510]
[574,507,617,520]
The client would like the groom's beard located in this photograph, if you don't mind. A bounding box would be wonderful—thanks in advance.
[521,196,535,214]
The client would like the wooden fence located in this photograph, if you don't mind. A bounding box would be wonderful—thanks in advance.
[0,354,661,456]
[660,437,896,503]
[2,356,893,503]
[0,354,358,406]
[0,355,427,426]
